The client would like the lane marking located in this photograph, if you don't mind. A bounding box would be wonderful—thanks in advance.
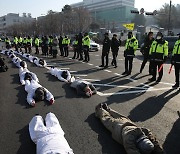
[97,87,172,96]
[104,70,112,73]
[95,66,100,68]
[160,82,174,86]
[88,63,94,66]
[95,55,100,57]
[81,79,101,82]
[93,83,150,90]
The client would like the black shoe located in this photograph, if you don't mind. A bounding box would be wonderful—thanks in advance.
[114,66,117,68]
[72,57,75,59]
[172,83,179,88]
[104,65,108,68]
[156,78,161,83]
[122,72,128,75]
[111,62,114,66]
[148,78,156,82]
[127,72,131,76]
[99,65,104,67]
[79,58,83,61]
[83,60,87,62]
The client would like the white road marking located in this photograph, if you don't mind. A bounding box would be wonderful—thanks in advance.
[97,87,172,96]
[93,83,150,90]
[114,73,121,76]
[104,70,112,73]
[81,79,101,82]
[160,82,174,86]
[70,71,77,73]
[95,55,100,57]
[88,63,94,66]
[95,66,100,68]
[74,75,88,77]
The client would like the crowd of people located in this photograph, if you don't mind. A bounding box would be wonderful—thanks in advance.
[1,30,180,153]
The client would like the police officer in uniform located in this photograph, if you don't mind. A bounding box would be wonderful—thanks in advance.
[122,32,138,75]
[171,33,180,88]
[148,32,168,82]
[82,33,90,62]
[99,33,111,68]
[62,36,70,57]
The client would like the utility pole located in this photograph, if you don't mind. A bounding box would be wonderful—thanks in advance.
[168,0,172,35]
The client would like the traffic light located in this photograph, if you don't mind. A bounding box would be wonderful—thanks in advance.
[145,12,154,15]
[131,10,139,14]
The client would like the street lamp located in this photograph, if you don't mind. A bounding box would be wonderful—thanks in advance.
[168,0,172,35]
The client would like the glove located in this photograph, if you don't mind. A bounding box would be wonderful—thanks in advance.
[163,56,167,63]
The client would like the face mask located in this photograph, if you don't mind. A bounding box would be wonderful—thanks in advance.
[156,36,162,40]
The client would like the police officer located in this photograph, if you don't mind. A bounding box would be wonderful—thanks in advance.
[18,36,23,52]
[111,34,121,68]
[5,37,11,49]
[62,36,70,57]
[82,33,90,62]
[122,32,138,75]
[13,36,18,51]
[171,33,180,88]
[148,32,168,82]
[78,33,83,61]
[52,36,58,58]
[99,33,111,68]
[58,35,64,56]
[23,37,28,53]
[140,32,154,74]
[34,36,40,54]
[48,35,53,55]
[27,36,32,53]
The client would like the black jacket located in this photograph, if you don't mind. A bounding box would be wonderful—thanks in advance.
[141,37,154,57]
[102,37,111,53]
[111,38,120,52]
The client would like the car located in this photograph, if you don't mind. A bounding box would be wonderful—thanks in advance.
[90,40,100,52]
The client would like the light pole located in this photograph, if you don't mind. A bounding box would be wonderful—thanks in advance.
[168,0,172,35]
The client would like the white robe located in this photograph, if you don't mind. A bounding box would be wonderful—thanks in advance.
[19,67,39,85]
[25,80,54,105]
[34,58,47,67]
[29,113,74,154]
[28,55,35,63]
[50,67,71,82]
[12,57,23,68]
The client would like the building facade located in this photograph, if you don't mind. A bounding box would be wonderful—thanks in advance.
[0,13,35,34]
[71,0,135,28]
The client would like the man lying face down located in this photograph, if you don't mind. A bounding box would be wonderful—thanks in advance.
[33,58,47,67]
[29,112,74,154]
[19,61,27,69]
[19,67,39,85]
[70,77,97,97]
[95,103,164,154]
[25,80,54,107]
[50,67,71,83]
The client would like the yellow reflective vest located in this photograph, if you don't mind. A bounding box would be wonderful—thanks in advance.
[62,38,70,45]
[172,39,180,56]
[82,35,90,48]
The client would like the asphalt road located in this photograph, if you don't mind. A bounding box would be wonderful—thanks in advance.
[0,47,180,154]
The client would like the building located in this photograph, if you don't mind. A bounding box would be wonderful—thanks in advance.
[71,0,135,29]
[0,13,35,34]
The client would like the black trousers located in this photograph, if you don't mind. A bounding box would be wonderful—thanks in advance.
[44,46,48,56]
[151,61,163,80]
[101,52,109,66]
[59,46,64,56]
[83,46,90,62]
[140,56,152,74]
[78,46,83,60]
[125,56,134,73]
[112,52,118,67]
[49,46,52,55]
[35,46,39,54]
[73,48,79,59]
[64,46,69,57]
[174,63,180,85]
[52,49,57,58]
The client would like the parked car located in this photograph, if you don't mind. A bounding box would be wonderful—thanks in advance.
[90,40,100,52]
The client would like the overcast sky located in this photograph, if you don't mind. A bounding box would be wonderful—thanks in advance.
[0,0,179,18]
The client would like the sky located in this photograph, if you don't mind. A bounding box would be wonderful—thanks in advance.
[0,0,179,18]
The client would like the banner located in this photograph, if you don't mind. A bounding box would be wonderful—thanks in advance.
[122,23,135,31]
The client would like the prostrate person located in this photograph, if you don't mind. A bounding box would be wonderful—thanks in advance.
[148,32,168,82]
[19,67,39,85]
[0,56,8,72]
[50,67,71,83]
[140,32,154,74]
[33,58,47,67]
[12,56,22,68]
[70,77,97,97]
[95,103,164,154]
[122,32,138,75]
[171,33,180,88]
[19,61,27,69]
[29,112,74,154]
[25,80,54,107]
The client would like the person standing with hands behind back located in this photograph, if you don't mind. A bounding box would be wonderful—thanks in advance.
[99,33,111,68]
[122,32,138,75]
[111,34,121,68]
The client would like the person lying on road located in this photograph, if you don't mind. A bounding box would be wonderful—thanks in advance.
[29,112,74,154]
[50,67,71,83]
[70,77,97,97]
[25,80,54,107]
[95,103,164,154]
[19,67,39,85]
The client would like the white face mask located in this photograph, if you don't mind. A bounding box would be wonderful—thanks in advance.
[156,36,162,40]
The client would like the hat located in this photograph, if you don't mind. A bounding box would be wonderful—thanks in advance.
[137,135,154,154]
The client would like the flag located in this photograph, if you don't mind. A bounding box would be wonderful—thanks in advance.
[122,23,135,31]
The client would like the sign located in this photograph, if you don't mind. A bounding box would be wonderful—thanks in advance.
[140,8,145,14]
[122,23,135,31]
